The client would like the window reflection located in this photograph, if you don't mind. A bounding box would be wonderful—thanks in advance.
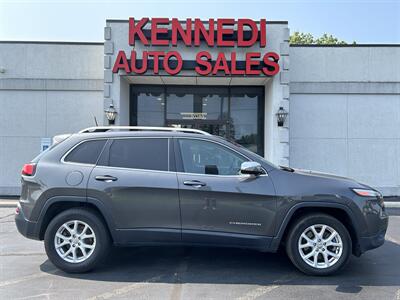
[130,85,264,156]
[131,86,165,126]
[178,139,246,175]
[166,87,228,121]
[166,89,194,120]
[230,87,262,154]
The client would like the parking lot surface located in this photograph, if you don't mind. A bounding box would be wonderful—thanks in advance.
[1,207,400,300]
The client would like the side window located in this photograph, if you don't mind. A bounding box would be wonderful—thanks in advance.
[178,139,247,175]
[64,140,106,164]
[108,138,169,171]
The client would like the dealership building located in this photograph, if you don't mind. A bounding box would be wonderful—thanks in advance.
[0,18,399,196]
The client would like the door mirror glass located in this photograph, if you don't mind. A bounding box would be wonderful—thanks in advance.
[240,162,263,175]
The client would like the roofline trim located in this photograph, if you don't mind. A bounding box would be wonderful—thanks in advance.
[0,41,104,45]
[106,19,288,25]
[1,42,397,47]
[290,44,400,47]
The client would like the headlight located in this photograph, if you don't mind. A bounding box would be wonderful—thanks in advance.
[352,188,381,197]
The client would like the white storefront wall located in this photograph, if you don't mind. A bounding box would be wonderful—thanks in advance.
[290,46,400,195]
[0,42,104,195]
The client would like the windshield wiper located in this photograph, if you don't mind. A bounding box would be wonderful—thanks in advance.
[279,165,295,172]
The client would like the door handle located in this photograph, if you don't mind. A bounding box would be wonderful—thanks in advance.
[95,175,118,182]
[183,180,206,187]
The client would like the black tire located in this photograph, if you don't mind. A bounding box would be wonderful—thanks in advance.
[44,207,111,273]
[285,213,352,276]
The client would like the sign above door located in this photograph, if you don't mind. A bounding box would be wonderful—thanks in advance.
[112,18,280,77]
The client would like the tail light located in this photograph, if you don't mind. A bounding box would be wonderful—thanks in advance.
[22,163,36,176]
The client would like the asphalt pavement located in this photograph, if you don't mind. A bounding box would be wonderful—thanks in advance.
[1,207,400,300]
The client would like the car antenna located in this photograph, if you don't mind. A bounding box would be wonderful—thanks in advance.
[93,115,98,126]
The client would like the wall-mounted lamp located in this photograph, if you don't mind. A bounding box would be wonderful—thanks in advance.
[0,67,5,74]
[105,102,117,125]
[276,106,288,127]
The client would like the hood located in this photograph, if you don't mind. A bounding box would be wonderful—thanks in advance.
[293,168,351,181]
[279,166,372,190]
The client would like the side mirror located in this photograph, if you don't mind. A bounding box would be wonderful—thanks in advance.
[240,161,263,176]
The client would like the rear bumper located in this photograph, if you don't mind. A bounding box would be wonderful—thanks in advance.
[15,204,41,240]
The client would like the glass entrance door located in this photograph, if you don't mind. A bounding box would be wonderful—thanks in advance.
[130,85,264,155]
[165,86,230,139]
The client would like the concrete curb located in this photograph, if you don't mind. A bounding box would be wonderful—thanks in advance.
[0,200,18,208]
[386,201,400,208]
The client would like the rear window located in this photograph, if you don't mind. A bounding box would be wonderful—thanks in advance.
[107,138,168,171]
[64,140,106,164]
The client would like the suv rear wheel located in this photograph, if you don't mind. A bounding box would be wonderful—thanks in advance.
[286,213,351,276]
[44,208,110,273]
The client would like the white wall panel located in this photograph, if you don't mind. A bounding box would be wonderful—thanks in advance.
[347,94,400,139]
[290,93,400,195]
[290,94,347,139]
[46,91,103,136]
[0,91,46,137]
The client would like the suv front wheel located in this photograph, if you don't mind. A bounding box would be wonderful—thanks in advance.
[44,208,110,273]
[286,213,352,276]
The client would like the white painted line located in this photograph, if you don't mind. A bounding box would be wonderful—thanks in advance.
[0,270,57,288]
[13,293,53,300]
[396,288,400,300]
[235,273,299,300]
[236,285,280,300]
[86,275,162,300]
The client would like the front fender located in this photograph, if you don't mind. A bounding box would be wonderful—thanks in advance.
[269,201,362,252]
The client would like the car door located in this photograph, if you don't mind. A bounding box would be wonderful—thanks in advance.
[175,138,276,247]
[87,137,181,243]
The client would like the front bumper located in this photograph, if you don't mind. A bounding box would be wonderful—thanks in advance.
[359,229,387,253]
[357,213,389,255]
[15,204,41,240]
[351,192,389,255]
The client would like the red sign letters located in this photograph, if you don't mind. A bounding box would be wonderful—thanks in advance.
[112,18,280,76]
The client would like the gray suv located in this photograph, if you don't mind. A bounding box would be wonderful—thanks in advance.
[15,126,388,275]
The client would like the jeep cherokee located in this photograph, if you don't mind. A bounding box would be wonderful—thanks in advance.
[15,126,388,275]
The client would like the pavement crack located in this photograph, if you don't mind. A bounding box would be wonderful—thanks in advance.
[169,249,191,300]
[396,288,400,300]
[0,213,14,220]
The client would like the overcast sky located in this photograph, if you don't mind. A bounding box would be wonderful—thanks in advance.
[0,0,399,44]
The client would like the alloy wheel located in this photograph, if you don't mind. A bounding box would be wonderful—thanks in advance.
[297,224,343,269]
[54,220,96,263]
